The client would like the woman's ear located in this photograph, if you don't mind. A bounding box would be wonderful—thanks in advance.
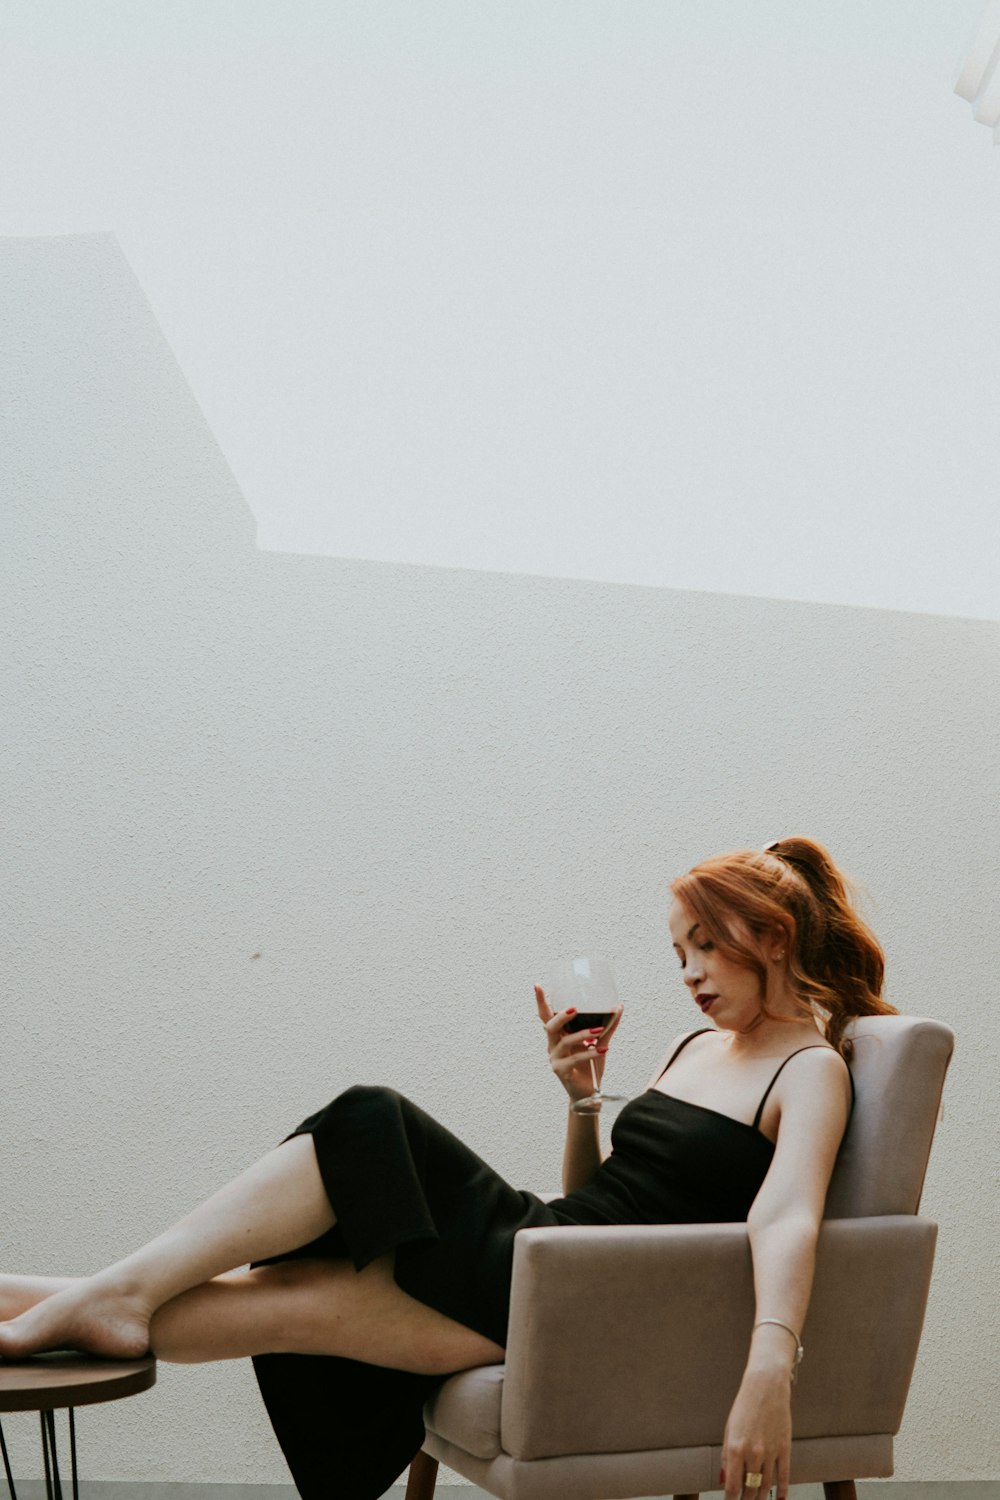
[769,920,793,961]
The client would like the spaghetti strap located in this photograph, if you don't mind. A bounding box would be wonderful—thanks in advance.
[751,1045,834,1131]
[655,1027,713,1084]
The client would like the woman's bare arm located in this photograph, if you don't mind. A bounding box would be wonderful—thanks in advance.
[560,1109,604,1193]
[722,1047,852,1500]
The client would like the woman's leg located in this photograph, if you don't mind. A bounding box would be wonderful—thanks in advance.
[0,1258,505,1373]
[0,1274,75,1320]
[0,1133,337,1360]
[149,1256,505,1373]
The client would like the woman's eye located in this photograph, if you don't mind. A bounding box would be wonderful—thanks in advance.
[700,942,714,952]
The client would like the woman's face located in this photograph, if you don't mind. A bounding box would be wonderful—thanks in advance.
[668,898,766,1034]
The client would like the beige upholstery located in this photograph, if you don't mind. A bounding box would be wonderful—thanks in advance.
[414,1014,954,1500]
[824,1018,949,1218]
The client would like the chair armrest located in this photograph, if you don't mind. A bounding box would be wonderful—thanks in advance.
[501,1216,937,1460]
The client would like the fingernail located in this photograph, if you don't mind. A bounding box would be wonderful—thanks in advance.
[597,1045,609,1053]
[566,1007,577,1015]
[719,1469,725,1485]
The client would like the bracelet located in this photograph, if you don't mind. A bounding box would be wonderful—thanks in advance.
[753,1319,804,1382]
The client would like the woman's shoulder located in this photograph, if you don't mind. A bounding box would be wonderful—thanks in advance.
[766,1042,854,1123]
[765,1037,851,1091]
[644,1026,716,1089]
[777,1039,849,1072]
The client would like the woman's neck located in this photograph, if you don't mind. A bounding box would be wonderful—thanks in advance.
[721,1011,825,1056]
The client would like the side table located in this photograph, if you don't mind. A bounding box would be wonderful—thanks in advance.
[0,1353,156,1500]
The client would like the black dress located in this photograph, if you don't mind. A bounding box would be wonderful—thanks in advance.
[252,1032,834,1499]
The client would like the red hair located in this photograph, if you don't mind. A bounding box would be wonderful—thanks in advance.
[670,837,896,1058]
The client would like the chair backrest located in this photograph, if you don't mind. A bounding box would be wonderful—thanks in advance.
[823,1013,954,1219]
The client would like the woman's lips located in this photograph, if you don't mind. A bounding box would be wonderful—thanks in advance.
[697,995,717,1011]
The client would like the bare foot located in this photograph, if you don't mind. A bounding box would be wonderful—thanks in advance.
[0,1274,77,1323]
[0,1275,153,1360]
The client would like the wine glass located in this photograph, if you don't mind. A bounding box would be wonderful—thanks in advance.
[546,956,624,1115]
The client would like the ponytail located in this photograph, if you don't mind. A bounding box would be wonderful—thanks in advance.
[670,837,896,1059]
[762,838,894,1057]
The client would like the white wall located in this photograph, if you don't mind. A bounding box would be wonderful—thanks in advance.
[1,233,998,1485]
[1,0,998,620]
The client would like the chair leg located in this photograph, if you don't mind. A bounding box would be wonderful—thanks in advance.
[405,1449,439,1500]
[822,1484,857,1500]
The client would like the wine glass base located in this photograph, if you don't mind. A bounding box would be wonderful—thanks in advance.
[570,1090,627,1116]
[571,1096,604,1115]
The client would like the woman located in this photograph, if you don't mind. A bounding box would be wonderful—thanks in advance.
[0,837,893,1500]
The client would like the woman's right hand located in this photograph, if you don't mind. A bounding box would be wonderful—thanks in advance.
[534,984,623,1104]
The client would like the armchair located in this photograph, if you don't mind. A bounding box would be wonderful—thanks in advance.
[406,1014,954,1500]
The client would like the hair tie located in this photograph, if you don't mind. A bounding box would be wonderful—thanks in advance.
[764,840,809,881]
[765,839,803,869]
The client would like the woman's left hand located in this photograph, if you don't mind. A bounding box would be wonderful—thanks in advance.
[721,1371,791,1500]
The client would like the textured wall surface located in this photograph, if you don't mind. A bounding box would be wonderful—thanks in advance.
[1,233,997,1485]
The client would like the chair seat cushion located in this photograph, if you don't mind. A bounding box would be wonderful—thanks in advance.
[425,1364,504,1460]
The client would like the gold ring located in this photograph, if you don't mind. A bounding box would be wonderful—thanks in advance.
[744,1474,764,1490]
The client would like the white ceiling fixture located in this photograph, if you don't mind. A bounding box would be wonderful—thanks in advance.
[955,0,1000,140]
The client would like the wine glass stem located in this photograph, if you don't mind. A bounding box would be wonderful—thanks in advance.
[589,1056,600,1097]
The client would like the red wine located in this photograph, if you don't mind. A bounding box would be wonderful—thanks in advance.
[564,1011,615,1033]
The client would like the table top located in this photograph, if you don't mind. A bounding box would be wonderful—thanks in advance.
[0,1353,156,1412]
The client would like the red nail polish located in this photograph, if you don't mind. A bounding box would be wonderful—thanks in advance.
[566,1007,577,1015]
[719,1469,726,1485]
[597,1045,609,1053]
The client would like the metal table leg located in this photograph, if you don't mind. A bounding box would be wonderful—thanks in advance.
[0,1418,16,1500]
[69,1410,79,1500]
[0,1408,79,1500]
